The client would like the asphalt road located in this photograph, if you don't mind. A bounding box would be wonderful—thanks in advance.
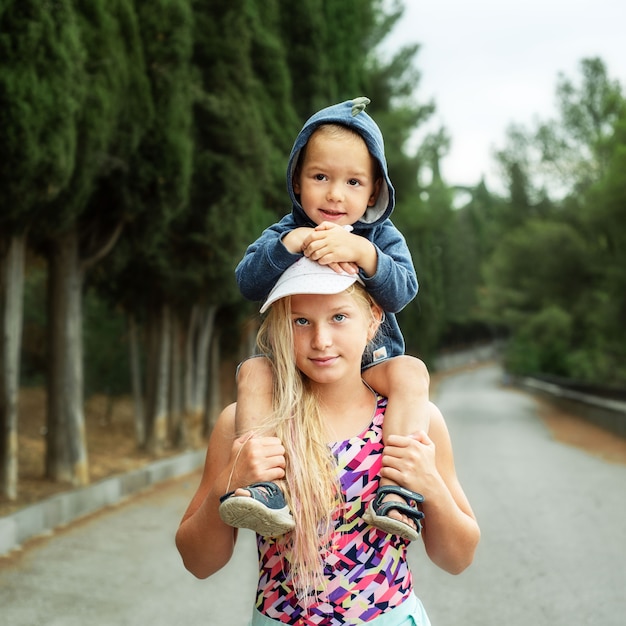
[1,364,624,626]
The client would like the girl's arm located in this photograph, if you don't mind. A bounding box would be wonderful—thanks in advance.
[175,403,287,578]
[381,403,480,574]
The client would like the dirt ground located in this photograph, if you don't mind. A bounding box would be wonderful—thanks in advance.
[1,373,625,518]
[535,396,626,465]
[0,388,207,517]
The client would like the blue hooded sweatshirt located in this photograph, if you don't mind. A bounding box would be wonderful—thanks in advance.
[235,97,417,365]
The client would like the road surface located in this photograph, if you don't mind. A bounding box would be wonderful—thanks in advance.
[1,364,624,625]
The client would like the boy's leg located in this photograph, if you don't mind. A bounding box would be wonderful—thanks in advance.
[221,356,295,536]
[362,355,430,539]
[234,356,274,437]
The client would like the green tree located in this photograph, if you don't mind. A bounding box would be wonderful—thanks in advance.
[33,0,153,485]
[0,0,83,498]
[484,220,591,323]
[577,106,626,383]
[537,57,623,193]
[90,0,194,451]
[166,0,299,434]
[488,57,626,383]
[276,0,331,117]
[245,0,300,212]
[361,4,441,359]
[505,306,573,376]
[482,219,594,378]
[496,58,623,203]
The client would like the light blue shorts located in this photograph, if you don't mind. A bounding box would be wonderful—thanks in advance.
[249,593,431,626]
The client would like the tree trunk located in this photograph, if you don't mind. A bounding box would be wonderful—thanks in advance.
[204,328,222,437]
[0,235,25,500]
[147,303,170,454]
[169,312,187,447]
[183,305,199,414]
[45,228,89,486]
[239,318,259,363]
[127,314,146,447]
[192,305,216,415]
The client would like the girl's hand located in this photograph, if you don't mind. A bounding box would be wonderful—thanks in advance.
[379,431,439,497]
[222,435,287,494]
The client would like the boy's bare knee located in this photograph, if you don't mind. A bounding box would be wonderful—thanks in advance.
[380,355,429,385]
[237,356,273,388]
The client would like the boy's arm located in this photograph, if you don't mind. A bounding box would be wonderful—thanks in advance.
[235,216,312,301]
[302,220,417,312]
[358,221,418,313]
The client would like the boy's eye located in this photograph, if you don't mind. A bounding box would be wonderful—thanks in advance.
[348,179,360,187]
[314,173,327,181]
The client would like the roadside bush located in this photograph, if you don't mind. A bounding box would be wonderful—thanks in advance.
[504,306,572,376]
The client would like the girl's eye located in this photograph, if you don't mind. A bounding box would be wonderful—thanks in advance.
[348,178,360,187]
[333,313,347,322]
[314,173,327,181]
[294,318,309,326]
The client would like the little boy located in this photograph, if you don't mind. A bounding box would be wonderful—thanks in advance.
[220,97,430,541]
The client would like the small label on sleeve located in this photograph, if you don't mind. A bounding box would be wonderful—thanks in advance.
[372,347,388,362]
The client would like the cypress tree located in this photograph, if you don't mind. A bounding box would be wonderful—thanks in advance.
[244,0,299,212]
[36,0,153,485]
[190,0,273,391]
[0,0,84,225]
[276,0,329,117]
[0,0,83,497]
[92,0,195,450]
[188,0,288,305]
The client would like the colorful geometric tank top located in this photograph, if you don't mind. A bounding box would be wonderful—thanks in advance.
[255,394,413,625]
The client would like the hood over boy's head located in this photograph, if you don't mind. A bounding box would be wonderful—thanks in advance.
[286,97,395,227]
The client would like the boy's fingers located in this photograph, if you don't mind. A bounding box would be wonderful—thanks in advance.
[336,261,358,274]
[314,221,336,231]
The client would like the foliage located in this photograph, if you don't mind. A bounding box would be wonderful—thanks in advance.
[83,289,130,396]
[35,0,153,237]
[185,0,285,315]
[487,57,626,384]
[92,0,193,316]
[504,306,573,377]
[483,220,591,322]
[0,0,84,227]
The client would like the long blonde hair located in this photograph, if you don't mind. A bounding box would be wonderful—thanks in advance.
[255,283,382,598]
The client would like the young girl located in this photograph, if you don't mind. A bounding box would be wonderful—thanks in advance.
[175,258,480,625]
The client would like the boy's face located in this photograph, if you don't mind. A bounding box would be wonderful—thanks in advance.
[293,129,381,227]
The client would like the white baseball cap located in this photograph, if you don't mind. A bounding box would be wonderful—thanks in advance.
[260,256,364,313]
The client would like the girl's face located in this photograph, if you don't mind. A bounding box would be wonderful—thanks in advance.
[289,290,379,386]
[293,129,381,227]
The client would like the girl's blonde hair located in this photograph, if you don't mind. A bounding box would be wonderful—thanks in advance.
[255,283,382,598]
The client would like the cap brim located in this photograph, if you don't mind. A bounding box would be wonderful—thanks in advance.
[260,270,360,313]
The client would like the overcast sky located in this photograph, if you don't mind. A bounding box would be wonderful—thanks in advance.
[388,0,626,190]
